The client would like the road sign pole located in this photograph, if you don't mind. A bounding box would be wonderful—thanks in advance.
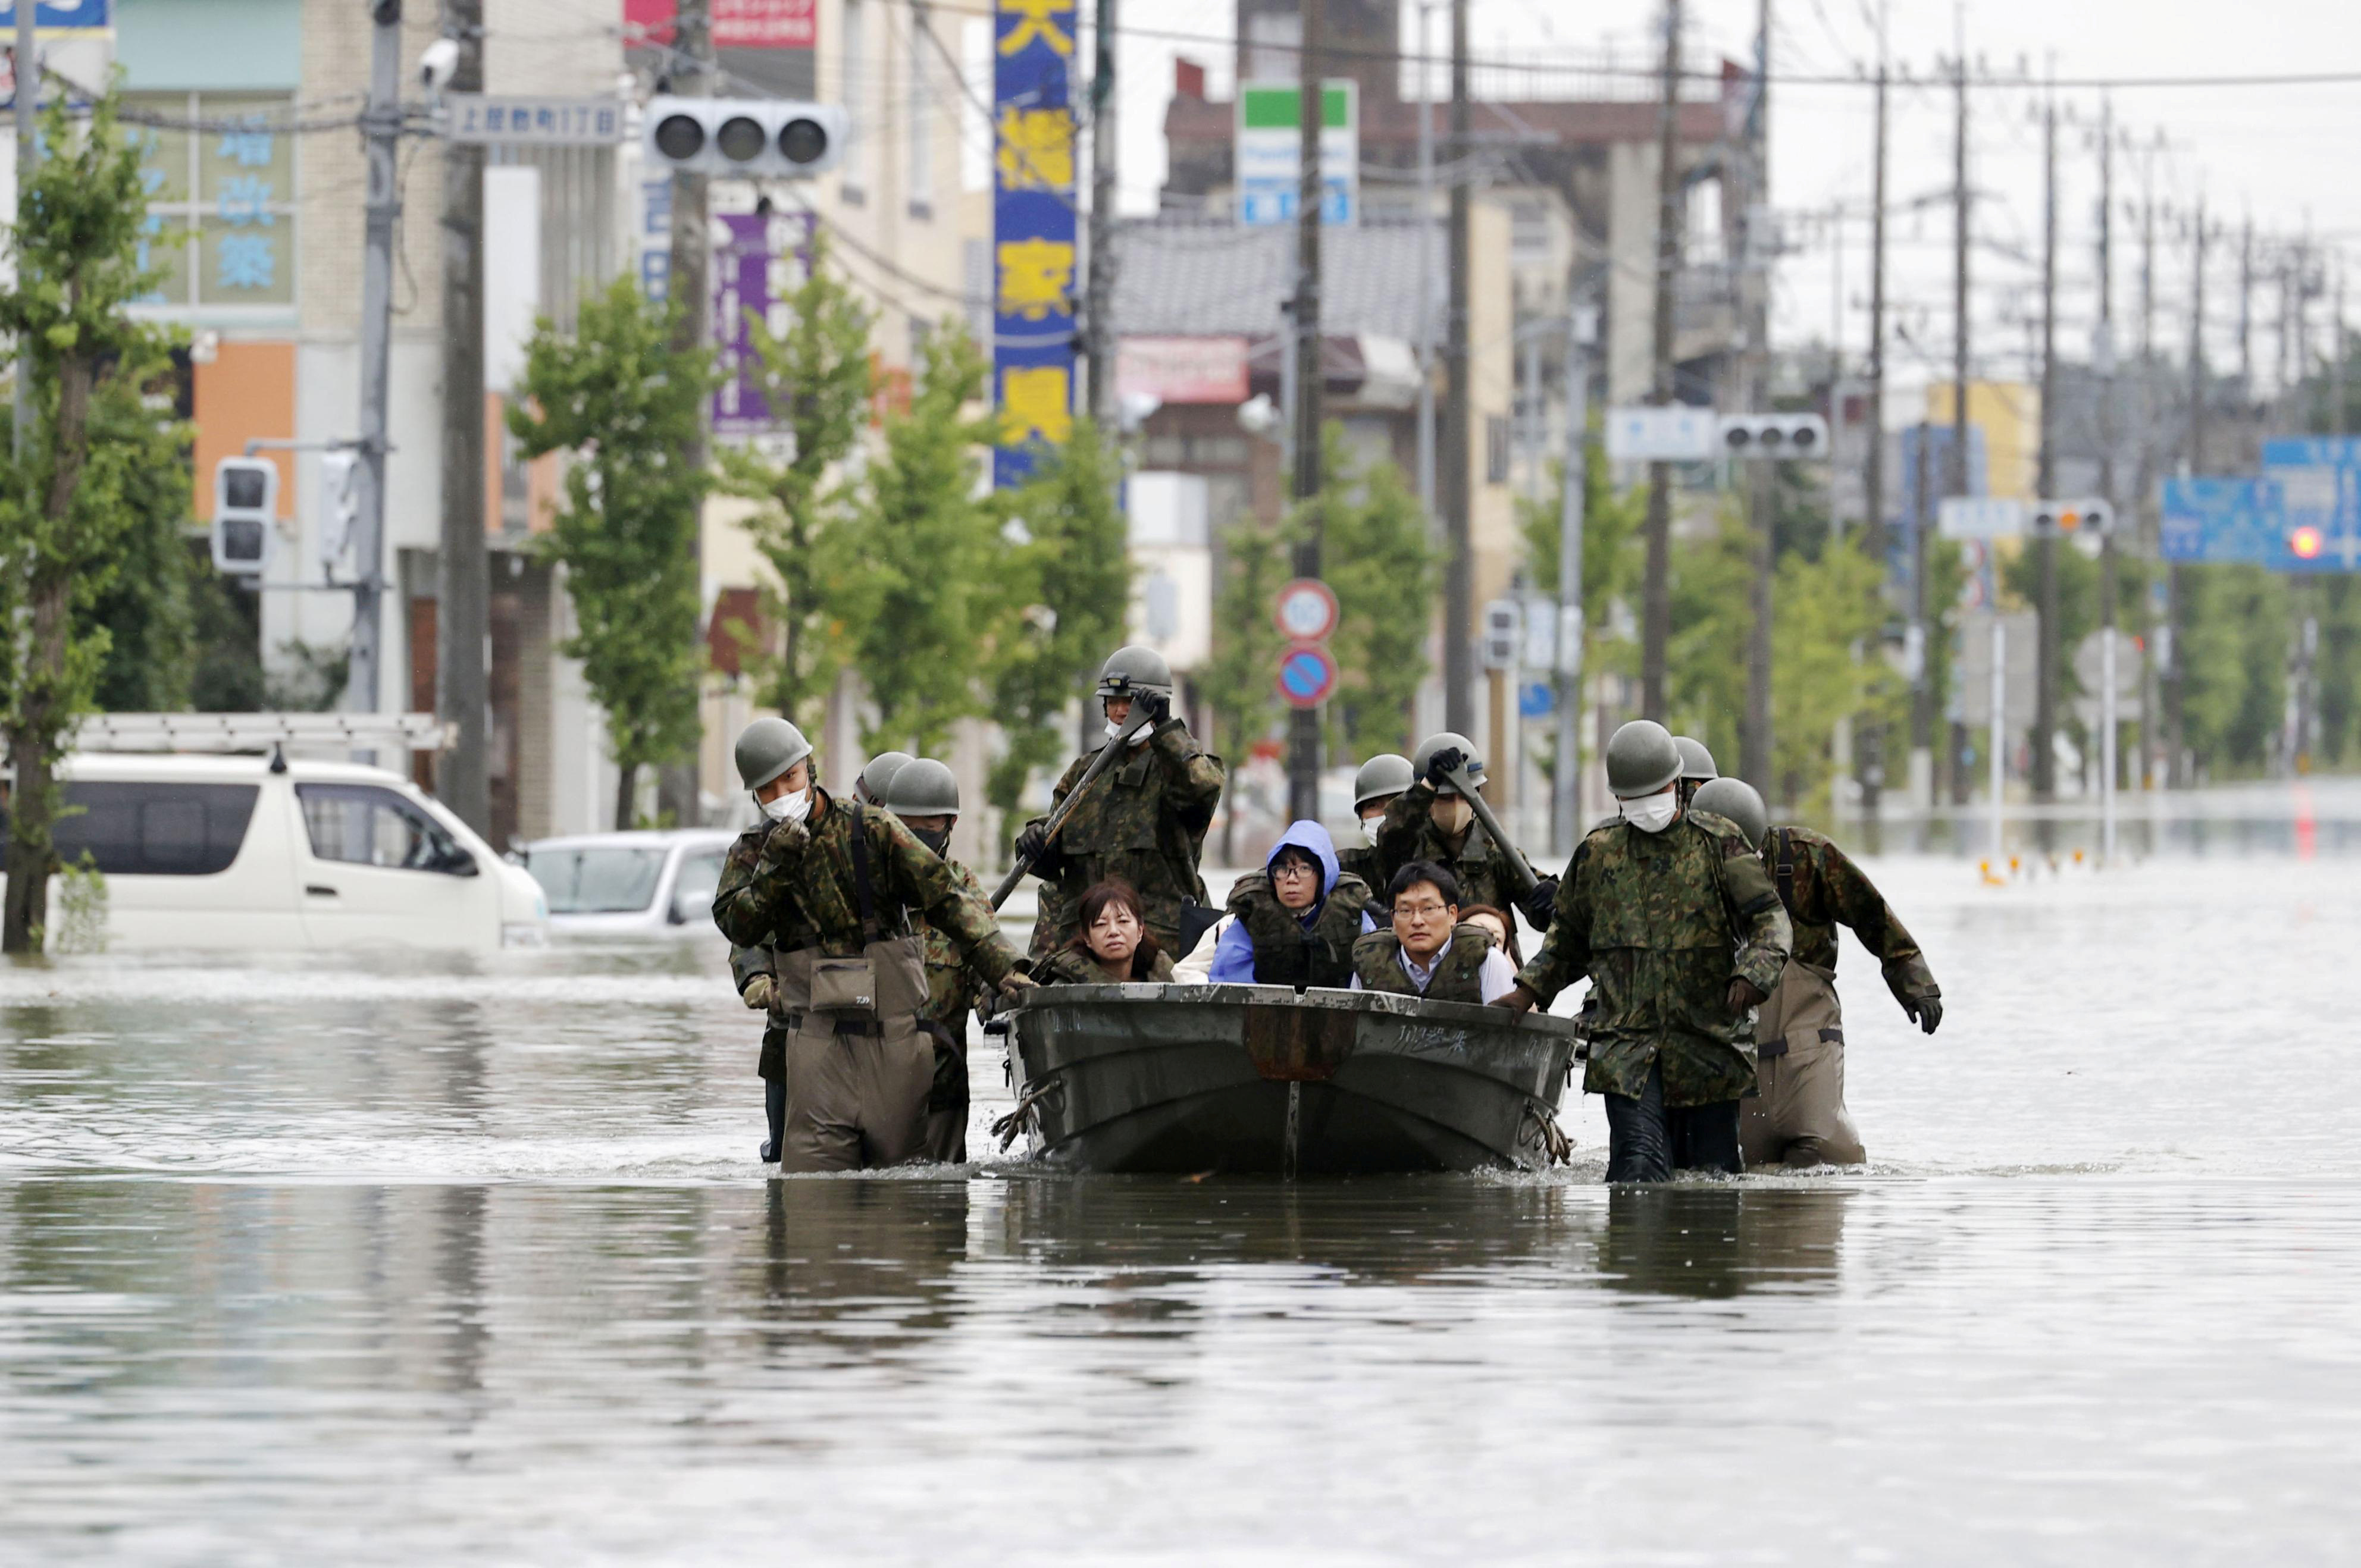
[1989,615,2005,865]
[2100,626,2117,864]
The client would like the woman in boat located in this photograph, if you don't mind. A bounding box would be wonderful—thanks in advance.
[1176,820,1376,990]
[1458,904,1525,970]
[1035,879,1177,984]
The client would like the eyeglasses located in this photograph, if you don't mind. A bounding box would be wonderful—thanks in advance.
[1395,901,1452,920]
[1271,861,1319,881]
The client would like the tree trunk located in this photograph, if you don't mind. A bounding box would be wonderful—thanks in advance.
[2,352,95,954]
[613,761,638,832]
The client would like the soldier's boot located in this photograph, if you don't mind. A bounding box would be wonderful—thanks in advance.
[778,1021,937,1173]
[1602,1064,1675,1183]
[761,1078,785,1164]
[922,1028,970,1164]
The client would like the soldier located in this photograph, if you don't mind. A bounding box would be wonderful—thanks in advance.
[1671,735,1717,808]
[732,942,789,1162]
[714,718,1031,1172]
[1691,777,1943,1168]
[854,751,915,807]
[876,758,996,1164]
[1339,753,1413,893]
[1349,861,1521,1002]
[1013,645,1224,957]
[1493,720,1792,1184]
[1373,732,1558,932]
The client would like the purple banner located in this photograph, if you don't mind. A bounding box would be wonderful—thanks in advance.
[710,209,816,437]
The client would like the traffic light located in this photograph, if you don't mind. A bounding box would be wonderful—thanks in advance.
[2031,498,2113,536]
[318,450,360,575]
[641,96,848,178]
[1718,413,1830,459]
[211,456,278,576]
[1481,600,1520,670]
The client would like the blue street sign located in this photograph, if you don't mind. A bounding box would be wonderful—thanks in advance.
[1517,681,1554,720]
[2259,438,2361,572]
[2160,478,2284,565]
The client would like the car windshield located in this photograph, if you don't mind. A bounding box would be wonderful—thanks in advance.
[670,851,724,919]
[526,846,668,915]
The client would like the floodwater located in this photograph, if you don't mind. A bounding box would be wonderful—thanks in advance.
[5,832,2361,1562]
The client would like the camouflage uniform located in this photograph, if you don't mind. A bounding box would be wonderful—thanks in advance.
[1336,836,1384,899]
[1025,720,1224,955]
[714,791,1020,1171]
[1349,924,1493,1003]
[1373,778,1542,917]
[1034,946,1177,984]
[732,942,789,1160]
[916,857,997,1163]
[1516,809,1791,1109]
[1740,826,1939,1168]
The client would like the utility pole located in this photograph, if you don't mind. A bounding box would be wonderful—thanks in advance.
[435,0,490,835]
[1414,0,1436,521]
[10,0,33,458]
[1859,15,1890,821]
[1554,305,1588,856]
[2335,260,2349,437]
[1911,416,1931,796]
[352,0,404,730]
[1739,0,1773,794]
[659,0,713,824]
[2095,99,2119,861]
[1947,49,1970,509]
[2136,154,2160,791]
[1084,0,1117,424]
[1287,0,1324,822]
[1639,0,1683,722]
[2033,83,2058,805]
[2169,196,2207,788]
[2238,218,2254,398]
[1442,0,1474,735]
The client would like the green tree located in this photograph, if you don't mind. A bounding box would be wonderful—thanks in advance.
[2179,563,2289,776]
[1,90,184,952]
[1199,511,1297,863]
[90,410,198,712]
[1771,543,1899,809]
[831,325,1009,754]
[1320,431,1440,758]
[715,234,873,729]
[988,418,1132,822]
[508,275,713,829]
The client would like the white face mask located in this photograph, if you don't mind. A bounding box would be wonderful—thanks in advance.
[1104,719,1151,748]
[1360,815,1383,846]
[760,786,811,824]
[1620,788,1678,835]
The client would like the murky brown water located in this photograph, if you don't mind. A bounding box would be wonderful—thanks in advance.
[5,846,2360,1563]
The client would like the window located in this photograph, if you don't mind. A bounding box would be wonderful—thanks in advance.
[1486,414,1511,484]
[907,2,934,215]
[524,844,671,914]
[296,784,472,874]
[126,92,298,309]
[37,782,261,877]
[668,850,726,923]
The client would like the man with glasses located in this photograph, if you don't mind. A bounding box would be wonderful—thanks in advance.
[1349,861,1520,1003]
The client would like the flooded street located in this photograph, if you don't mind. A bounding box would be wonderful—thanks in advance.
[6,841,2360,1563]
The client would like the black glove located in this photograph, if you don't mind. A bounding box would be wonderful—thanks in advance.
[1135,688,1172,727]
[1727,977,1768,1014]
[1521,877,1559,930]
[1424,745,1468,786]
[1905,994,1943,1036]
[1013,823,1050,865]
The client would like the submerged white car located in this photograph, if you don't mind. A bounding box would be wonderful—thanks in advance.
[18,751,550,952]
[521,829,737,939]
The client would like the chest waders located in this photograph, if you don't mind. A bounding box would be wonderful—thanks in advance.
[771,823,939,1173]
[1739,829,1866,1167]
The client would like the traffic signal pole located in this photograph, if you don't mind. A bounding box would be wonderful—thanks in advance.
[659,0,713,824]
[1287,0,1324,824]
[352,0,403,735]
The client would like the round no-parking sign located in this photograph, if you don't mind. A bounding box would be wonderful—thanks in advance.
[1276,642,1339,710]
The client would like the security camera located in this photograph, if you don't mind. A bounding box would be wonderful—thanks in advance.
[418,37,461,93]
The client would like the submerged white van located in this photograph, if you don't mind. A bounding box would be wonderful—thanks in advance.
[21,751,550,952]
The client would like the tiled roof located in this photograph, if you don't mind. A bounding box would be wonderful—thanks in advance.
[1111,218,1442,343]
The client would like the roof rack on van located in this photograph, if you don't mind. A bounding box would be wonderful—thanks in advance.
[73,712,453,755]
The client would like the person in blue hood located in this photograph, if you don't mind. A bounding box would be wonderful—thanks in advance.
[1196,820,1377,991]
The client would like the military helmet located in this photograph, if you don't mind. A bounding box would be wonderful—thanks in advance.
[1604,719,1682,798]
[856,750,915,804]
[1095,644,1175,703]
[1691,777,1768,851]
[1673,735,1719,782]
[1352,753,1414,811]
[734,716,813,794]
[1411,732,1488,796]
[879,757,960,818]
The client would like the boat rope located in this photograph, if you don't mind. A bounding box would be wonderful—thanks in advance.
[1520,1098,1573,1166]
[991,1077,1063,1153]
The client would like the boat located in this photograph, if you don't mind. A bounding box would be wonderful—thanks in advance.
[992,983,1583,1176]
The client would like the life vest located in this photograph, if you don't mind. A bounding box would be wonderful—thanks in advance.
[1228,869,1373,991]
[1349,923,1493,1003]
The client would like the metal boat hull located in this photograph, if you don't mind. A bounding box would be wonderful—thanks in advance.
[1003,984,1580,1175]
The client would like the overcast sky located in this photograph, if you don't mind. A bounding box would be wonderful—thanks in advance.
[1109,0,2361,411]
